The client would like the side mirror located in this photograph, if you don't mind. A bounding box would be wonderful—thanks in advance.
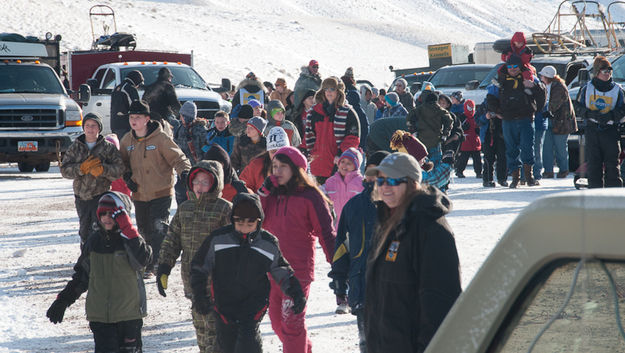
[77,84,91,104]
[577,69,590,88]
[465,80,480,90]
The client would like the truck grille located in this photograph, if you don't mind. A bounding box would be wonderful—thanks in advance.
[0,108,61,129]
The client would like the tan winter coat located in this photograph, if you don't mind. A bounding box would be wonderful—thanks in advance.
[548,79,578,135]
[270,88,293,108]
[159,160,232,298]
[60,135,125,200]
[120,120,191,202]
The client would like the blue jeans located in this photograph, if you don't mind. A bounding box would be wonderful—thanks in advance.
[533,129,546,178]
[542,131,569,173]
[502,118,535,172]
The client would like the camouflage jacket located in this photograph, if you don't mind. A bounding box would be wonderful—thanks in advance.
[159,160,232,298]
[60,134,125,200]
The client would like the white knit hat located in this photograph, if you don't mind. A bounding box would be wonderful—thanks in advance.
[266,126,290,151]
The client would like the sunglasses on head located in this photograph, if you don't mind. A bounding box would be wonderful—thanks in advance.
[376,177,409,186]
[233,217,259,224]
[507,64,519,69]
[599,67,613,74]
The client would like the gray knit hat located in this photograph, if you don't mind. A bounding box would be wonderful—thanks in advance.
[267,100,285,118]
[83,113,103,132]
[247,117,268,136]
[180,101,197,124]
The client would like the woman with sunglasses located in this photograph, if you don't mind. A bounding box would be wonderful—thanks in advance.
[574,56,624,188]
[363,152,461,353]
[257,146,336,353]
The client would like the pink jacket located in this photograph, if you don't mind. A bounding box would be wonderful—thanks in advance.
[323,170,364,223]
[260,186,336,282]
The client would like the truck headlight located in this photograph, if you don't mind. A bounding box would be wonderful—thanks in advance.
[65,110,83,127]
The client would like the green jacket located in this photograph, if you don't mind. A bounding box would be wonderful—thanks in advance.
[60,135,125,200]
[159,160,233,298]
[55,192,153,324]
[407,97,453,150]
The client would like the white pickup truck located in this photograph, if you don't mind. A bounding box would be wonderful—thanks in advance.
[425,189,625,353]
[80,61,231,134]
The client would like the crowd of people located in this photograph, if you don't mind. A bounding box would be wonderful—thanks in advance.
[43,34,625,352]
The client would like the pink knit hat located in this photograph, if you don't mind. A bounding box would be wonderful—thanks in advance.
[273,146,307,170]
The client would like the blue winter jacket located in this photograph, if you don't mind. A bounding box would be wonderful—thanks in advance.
[205,127,236,156]
[346,86,369,149]
[329,182,376,312]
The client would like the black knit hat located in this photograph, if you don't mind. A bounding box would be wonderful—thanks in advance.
[83,113,103,132]
[239,104,254,119]
[506,54,523,67]
[128,100,150,116]
[367,150,390,167]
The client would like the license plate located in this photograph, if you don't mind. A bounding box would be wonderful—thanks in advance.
[18,141,38,152]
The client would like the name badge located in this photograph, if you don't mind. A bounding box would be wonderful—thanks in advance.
[146,145,157,151]
[385,241,400,262]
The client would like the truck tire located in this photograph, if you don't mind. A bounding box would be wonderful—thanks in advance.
[18,162,34,173]
[35,161,51,172]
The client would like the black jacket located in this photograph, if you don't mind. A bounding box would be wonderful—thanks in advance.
[190,193,300,323]
[110,78,140,136]
[491,73,546,120]
[365,186,461,353]
[142,78,181,122]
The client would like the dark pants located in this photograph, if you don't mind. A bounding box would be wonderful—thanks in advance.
[585,124,623,188]
[75,195,102,247]
[90,319,143,353]
[216,316,263,353]
[455,151,482,176]
[134,196,172,269]
[355,308,367,353]
[483,134,507,183]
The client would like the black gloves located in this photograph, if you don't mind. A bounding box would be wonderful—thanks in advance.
[193,296,214,315]
[258,175,279,197]
[329,278,348,296]
[156,263,172,297]
[180,170,189,187]
[46,298,69,324]
[543,111,554,119]
[287,276,307,315]
[123,172,138,193]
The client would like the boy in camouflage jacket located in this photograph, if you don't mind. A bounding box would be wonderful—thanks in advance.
[60,113,125,246]
[157,160,232,353]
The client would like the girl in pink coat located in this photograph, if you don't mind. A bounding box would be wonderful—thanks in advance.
[258,146,336,353]
[322,147,364,224]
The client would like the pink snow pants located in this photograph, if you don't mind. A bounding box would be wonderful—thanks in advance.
[269,279,312,353]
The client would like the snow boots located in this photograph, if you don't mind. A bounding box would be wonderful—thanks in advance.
[524,164,539,186]
[510,169,520,188]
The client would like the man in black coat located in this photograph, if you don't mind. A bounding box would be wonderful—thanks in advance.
[110,70,143,140]
[142,67,181,123]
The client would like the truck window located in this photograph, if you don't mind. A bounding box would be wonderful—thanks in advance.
[120,66,208,90]
[92,68,106,88]
[488,259,625,353]
[0,66,65,94]
[101,69,117,91]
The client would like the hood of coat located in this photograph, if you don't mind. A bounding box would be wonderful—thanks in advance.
[300,66,321,79]
[131,120,162,140]
[511,32,527,51]
[77,134,105,146]
[186,160,225,200]
[236,77,266,93]
[101,190,133,212]
[203,143,236,184]
[230,192,265,236]
[408,185,452,219]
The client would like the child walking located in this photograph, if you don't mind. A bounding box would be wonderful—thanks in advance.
[190,192,306,353]
[322,147,364,224]
[46,191,152,353]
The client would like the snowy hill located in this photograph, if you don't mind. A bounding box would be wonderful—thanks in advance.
[8,0,622,88]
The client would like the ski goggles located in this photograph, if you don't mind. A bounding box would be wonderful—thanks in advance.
[507,64,519,69]
[376,177,410,187]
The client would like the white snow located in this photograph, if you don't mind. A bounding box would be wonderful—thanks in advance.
[0,0,616,351]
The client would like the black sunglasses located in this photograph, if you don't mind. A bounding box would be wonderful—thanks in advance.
[376,177,409,186]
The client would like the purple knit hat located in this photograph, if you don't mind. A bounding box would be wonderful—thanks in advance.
[339,147,362,169]
[273,146,307,170]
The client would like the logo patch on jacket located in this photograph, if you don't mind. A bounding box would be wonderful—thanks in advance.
[126,145,135,151]
[385,241,400,262]
[146,145,157,151]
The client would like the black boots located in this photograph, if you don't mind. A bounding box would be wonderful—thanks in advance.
[510,169,520,188]
[524,164,539,186]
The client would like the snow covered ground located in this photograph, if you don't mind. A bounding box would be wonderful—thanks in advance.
[0,163,578,352]
[6,0,625,88]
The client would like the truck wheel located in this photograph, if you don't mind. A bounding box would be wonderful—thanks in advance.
[35,161,51,172]
[18,162,34,173]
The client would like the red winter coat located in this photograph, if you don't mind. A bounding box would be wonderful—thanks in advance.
[460,114,481,152]
[306,103,360,178]
[239,155,268,192]
[260,186,336,282]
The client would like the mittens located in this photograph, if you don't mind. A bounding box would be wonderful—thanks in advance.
[258,175,279,197]
[111,207,139,240]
